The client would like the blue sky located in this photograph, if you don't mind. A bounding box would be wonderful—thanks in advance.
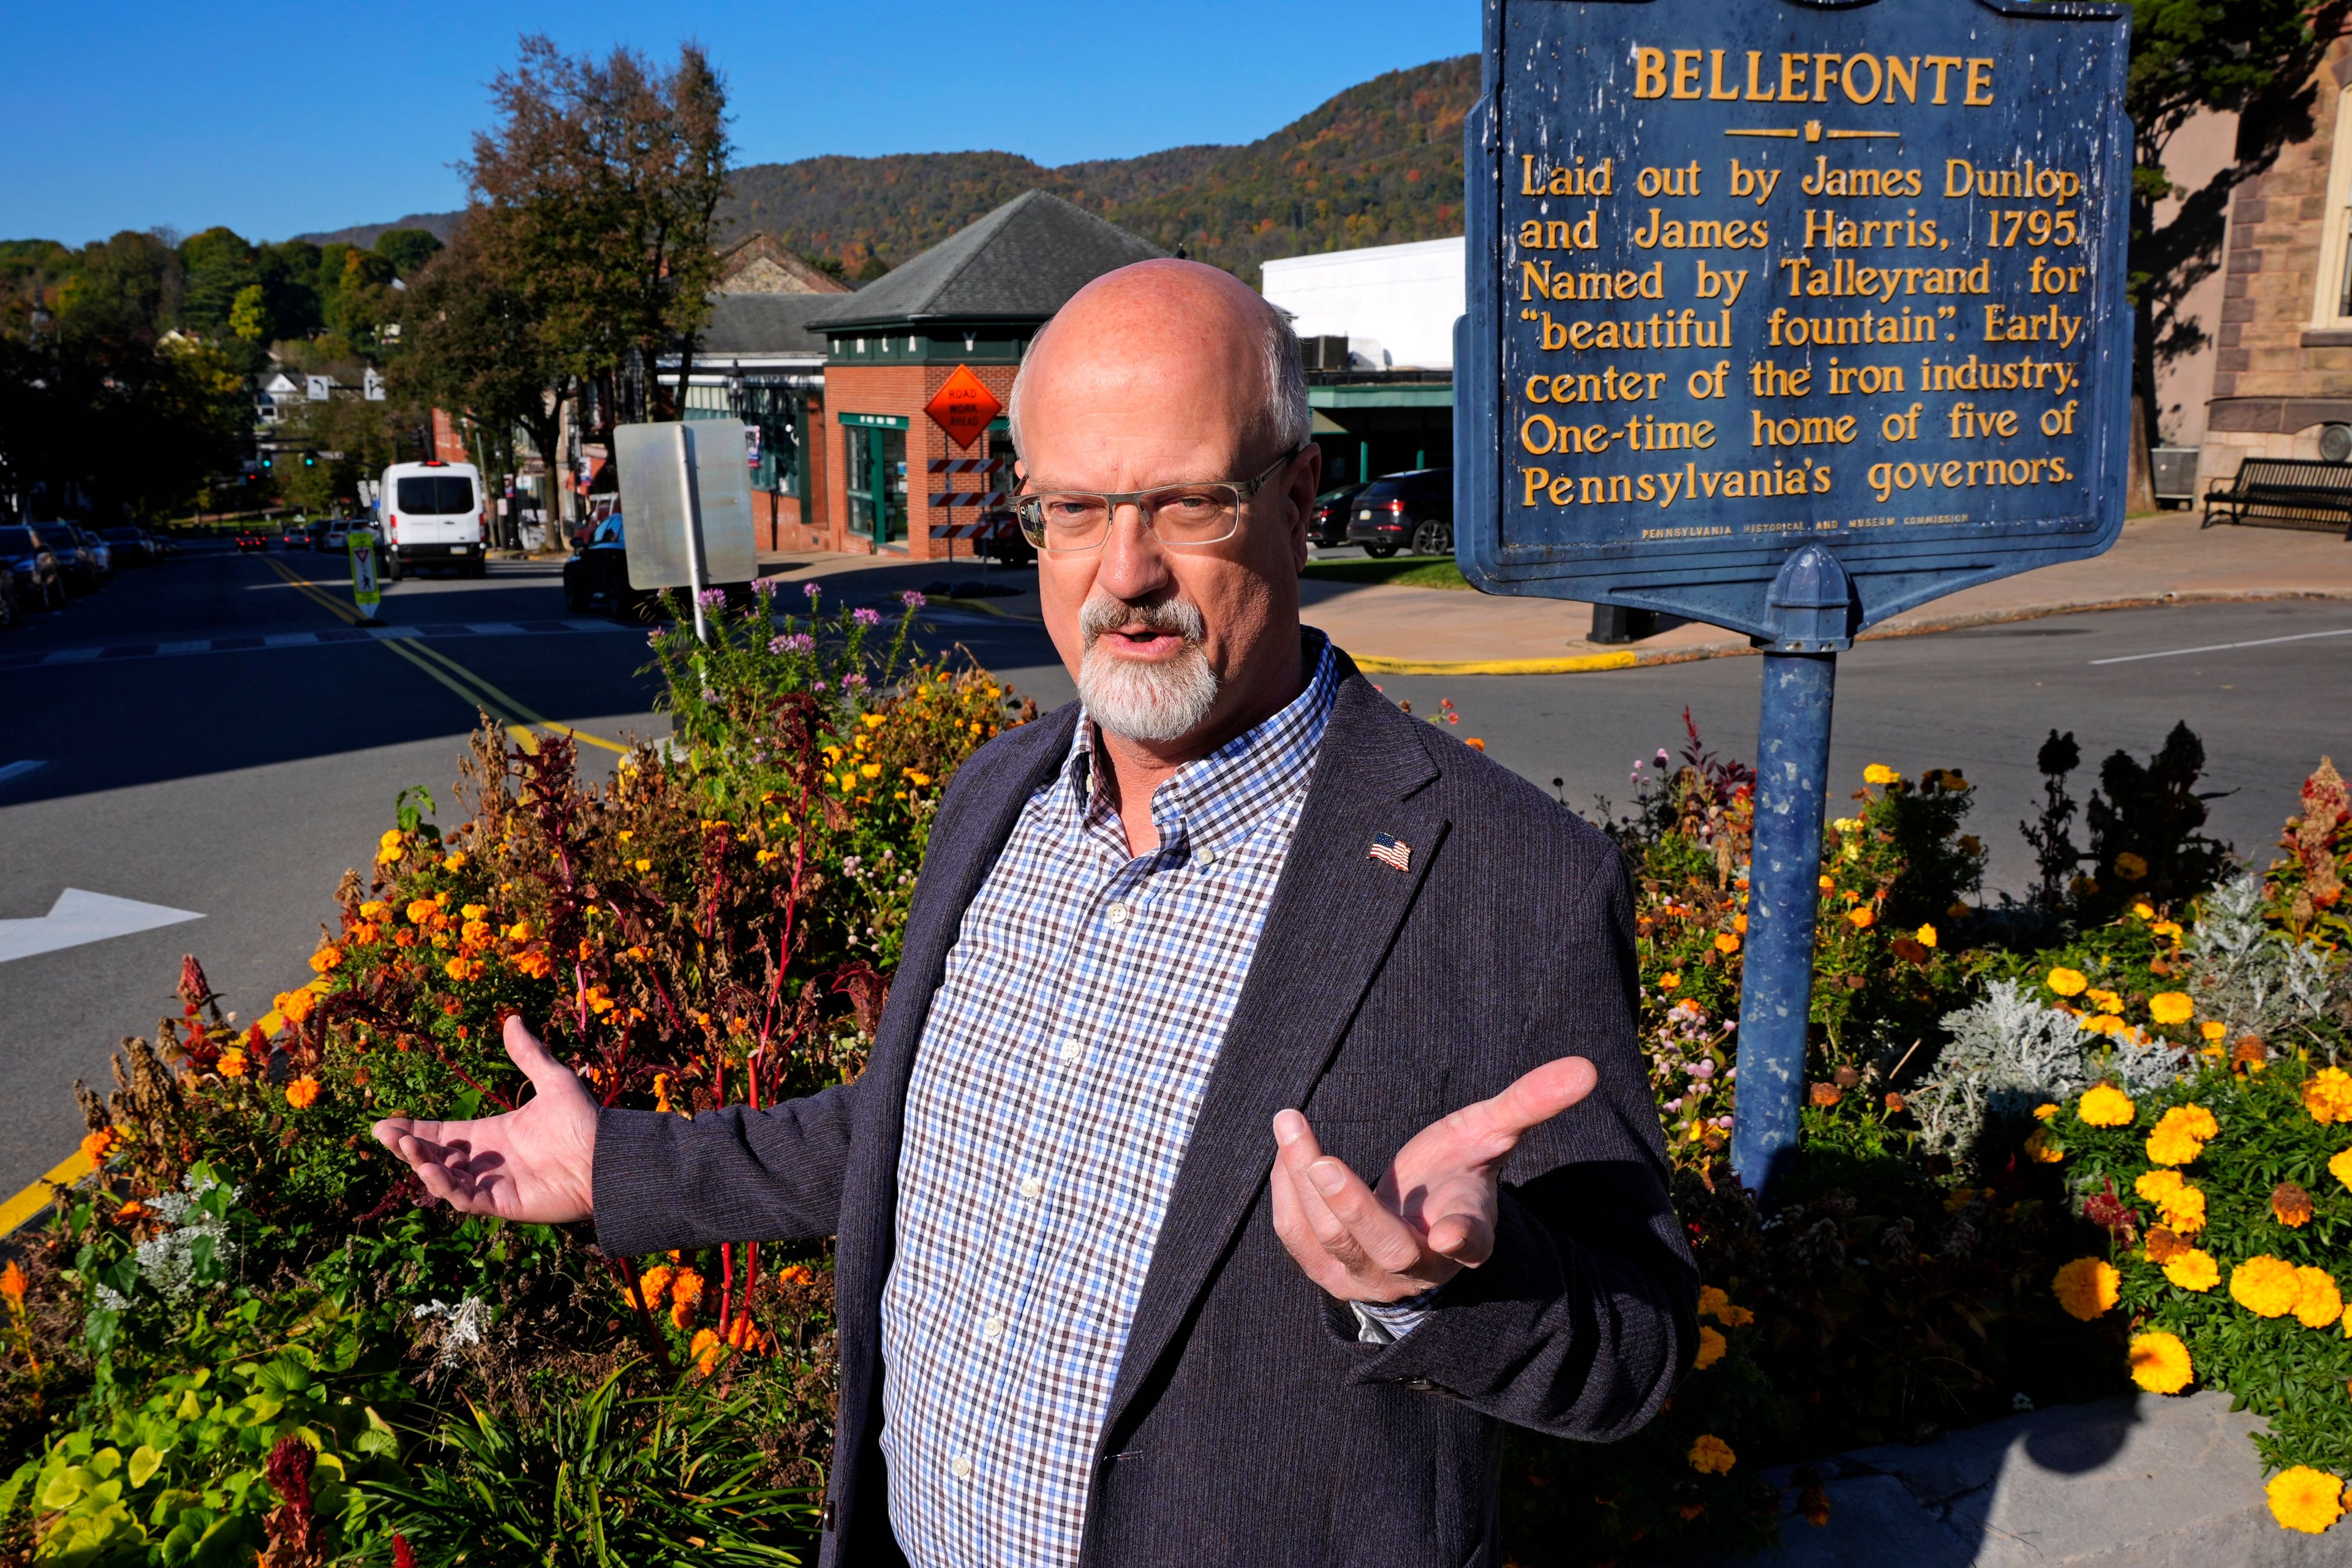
[3,2,1477,247]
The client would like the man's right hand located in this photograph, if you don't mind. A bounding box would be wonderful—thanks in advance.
[372,1013,598,1223]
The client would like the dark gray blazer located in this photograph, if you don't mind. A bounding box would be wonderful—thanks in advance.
[594,658,1697,1567]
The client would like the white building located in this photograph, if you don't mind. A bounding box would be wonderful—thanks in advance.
[1261,236,1465,371]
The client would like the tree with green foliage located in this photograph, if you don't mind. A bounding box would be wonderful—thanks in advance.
[178,225,258,336]
[374,227,443,279]
[2126,0,2352,496]
[273,391,401,515]
[465,34,731,426]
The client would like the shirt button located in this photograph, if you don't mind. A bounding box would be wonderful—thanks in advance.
[1058,1039,1083,1064]
[1019,1175,1043,1199]
[1196,846,1218,867]
[1105,900,1131,927]
[951,1455,973,1480]
[982,1313,1006,1341]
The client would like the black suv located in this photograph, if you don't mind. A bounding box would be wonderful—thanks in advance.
[1307,483,1366,548]
[0,525,64,609]
[1346,469,1453,559]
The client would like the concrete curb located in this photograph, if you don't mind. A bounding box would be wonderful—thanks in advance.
[1352,587,2352,677]
[1686,1391,2336,1567]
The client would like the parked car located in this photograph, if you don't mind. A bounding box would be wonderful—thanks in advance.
[75,527,113,578]
[562,513,649,617]
[143,529,177,557]
[0,525,65,609]
[325,519,350,551]
[31,522,101,594]
[235,528,269,552]
[304,519,331,550]
[279,522,307,549]
[974,503,1035,568]
[0,562,18,631]
[1307,483,1368,548]
[378,459,487,579]
[100,526,153,565]
[1346,469,1454,559]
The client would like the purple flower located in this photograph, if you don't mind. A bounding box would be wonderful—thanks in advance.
[750,576,782,598]
[900,589,927,609]
[852,606,881,627]
[696,587,726,609]
[843,672,868,690]
[812,680,827,692]
[804,582,821,600]
[646,629,663,647]
[769,633,815,655]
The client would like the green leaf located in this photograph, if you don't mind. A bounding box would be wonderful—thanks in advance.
[128,1445,165,1489]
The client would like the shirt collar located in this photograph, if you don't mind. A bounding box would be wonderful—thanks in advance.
[1065,628,1338,859]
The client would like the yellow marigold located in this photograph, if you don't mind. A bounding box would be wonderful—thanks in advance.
[1687,1434,1736,1475]
[2087,987,2125,1014]
[2076,1084,2136,1126]
[1863,763,1899,786]
[443,852,467,870]
[1818,875,1835,892]
[2266,1466,2346,1535]
[2162,1248,2220,1292]
[2149,992,2195,1026]
[2293,1267,2344,1330]
[376,841,404,866]
[2131,900,2156,920]
[461,919,493,945]
[2332,1146,2352,1195]
[2231,1255,2303,1318]
[350,922,380,945]
[284,1076,320,1110]
[2304,1066,2352,1126]
[217,1048,249,1079]
[1915,924,1938,948]
[1714,932,1740,954]
[2153,919,2184,939]
[507,919,533,941]
[1698,1284,1729,1318]
[2128,1330,2193,1395]
[1846,907,1875,930]
[444,957,475,982]
[635,858,653,872]
[80,1127,118,1165]
[2023,1126,2064,1163]
[2114,851,2149,881]
[2079,1014,2127,1039]
[461,903,488,921]
[2047,967,2089,998]
[360,900,388,919]
[2033,1102,2060,1121]
[2145,1130,2202,1168]
[2201,1020,2227,1041]
[1695,1325,1728,1369]
[2052,1257,2120,1321]
[2135,1170,2207,1235]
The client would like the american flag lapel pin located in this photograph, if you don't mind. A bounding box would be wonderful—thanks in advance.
[1367,832,1411,873]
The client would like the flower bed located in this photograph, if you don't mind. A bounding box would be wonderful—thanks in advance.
[3,606,2348,1563]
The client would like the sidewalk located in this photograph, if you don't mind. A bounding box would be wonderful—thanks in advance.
[696,513,2352,675]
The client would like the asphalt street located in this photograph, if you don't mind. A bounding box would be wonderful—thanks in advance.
[3,547,2348,1205]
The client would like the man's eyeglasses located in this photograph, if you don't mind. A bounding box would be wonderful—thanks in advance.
[1012,445,1305,553]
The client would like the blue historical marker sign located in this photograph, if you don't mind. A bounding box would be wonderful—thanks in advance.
[1455,0,2132,1197]
[1457,0,2133,643]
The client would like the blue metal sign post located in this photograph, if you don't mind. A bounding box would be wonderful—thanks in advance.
[1455,0,2132,1196]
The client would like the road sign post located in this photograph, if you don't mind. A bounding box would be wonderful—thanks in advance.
[349,527,383,625]
[613,421,759,646]
[1455,0,2132,1198]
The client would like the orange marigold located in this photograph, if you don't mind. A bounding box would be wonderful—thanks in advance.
[217,1049,249,1079]
[1687,1434,1736,1475]
[1695,1325,1728,1370]
[283,1076,321,1110]
[2293,1266,2343,1330]
[2230,1255,2302,1318]
[2052,1257,2120,1321]
[2076,1084,2135,1127]
[2127,1330,2193,1395]
[2303,1065,2352,1126]
[2273,1182,2316,1229]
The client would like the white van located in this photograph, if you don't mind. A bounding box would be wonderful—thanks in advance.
[377,460,486,579]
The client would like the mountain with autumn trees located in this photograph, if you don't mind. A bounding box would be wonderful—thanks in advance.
[302,55,1479,284]
[721,55,1477,283]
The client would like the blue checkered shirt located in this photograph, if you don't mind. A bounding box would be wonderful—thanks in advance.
[880,635,1389,1566]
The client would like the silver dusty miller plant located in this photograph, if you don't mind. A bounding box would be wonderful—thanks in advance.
[2181,873,2345,1061]
[411,1295,491,1370]
[1910,980,2181,1170]
[132,1169,241,1302]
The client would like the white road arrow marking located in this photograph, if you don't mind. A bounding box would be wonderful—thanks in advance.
[0,888,205,963]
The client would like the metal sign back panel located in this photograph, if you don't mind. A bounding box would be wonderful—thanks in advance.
[1457,0,2132,641]
[614,421,760,591]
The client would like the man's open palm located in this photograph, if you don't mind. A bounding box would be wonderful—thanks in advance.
[372,1014,598,1223]
[1270,1056,1598,1304]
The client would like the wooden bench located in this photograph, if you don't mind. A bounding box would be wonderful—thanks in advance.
[2203,457,2352,538]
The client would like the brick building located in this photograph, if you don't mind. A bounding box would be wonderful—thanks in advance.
[810,190,1164,559]
[2199,44,2352,485]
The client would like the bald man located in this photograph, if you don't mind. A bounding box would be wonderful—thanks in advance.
[375,260,1695,1568]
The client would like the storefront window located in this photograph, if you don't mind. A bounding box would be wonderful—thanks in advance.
[845,423,909,548]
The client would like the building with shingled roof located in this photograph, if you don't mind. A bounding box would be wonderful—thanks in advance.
[810,191,1164,558]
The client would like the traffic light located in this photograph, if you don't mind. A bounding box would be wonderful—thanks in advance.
[303,452,317,469]
[261,454,273,470]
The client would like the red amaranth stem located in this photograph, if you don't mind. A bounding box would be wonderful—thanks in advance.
[719,1240,735,1339]
[609,1257,674,1378]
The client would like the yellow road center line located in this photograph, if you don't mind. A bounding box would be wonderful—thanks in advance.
[402,640,630,755]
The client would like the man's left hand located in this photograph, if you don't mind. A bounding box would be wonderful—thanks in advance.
[1270,1056,1599,1304]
